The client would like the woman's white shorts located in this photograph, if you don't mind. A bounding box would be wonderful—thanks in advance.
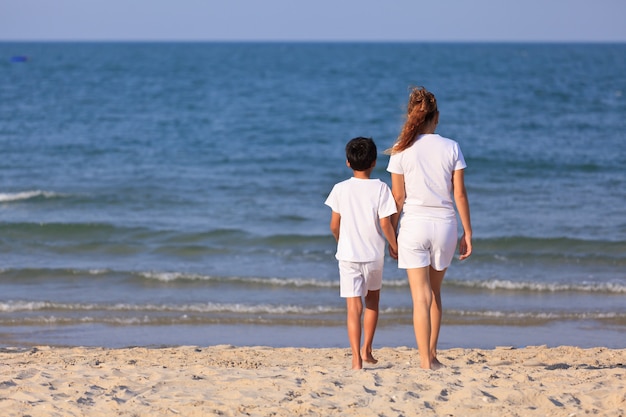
[397,216,458,271]
[338,259,384,298]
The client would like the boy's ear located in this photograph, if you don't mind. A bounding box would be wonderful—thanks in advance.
[371,160,377,168]
[346,160,350,168]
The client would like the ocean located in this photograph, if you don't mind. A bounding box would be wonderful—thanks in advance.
[1,42,624,349]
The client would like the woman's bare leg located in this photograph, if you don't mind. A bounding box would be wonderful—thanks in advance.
[429,266,446,368]
[407,266,433,369]
[362,289,380,364]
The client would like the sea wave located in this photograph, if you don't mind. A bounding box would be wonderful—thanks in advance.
[0,300,341,315]
[442,309,626,326]
[3,300,624,321]
[446,278,626,294]
[70,269,626,294]
[1,220,624,254]
[0,222,331,247]
[1,300,624,327]
[138,271,338,288]
[0,190,62,202]
[1,267,624,294]
[475,236,626,255]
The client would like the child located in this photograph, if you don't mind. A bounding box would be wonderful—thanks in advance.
[325,137,398,370]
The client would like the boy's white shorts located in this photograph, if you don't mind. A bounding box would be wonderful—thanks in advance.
[338,259,384,298]
[397,216,458,271]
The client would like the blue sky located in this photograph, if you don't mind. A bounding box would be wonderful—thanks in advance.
[1,0,625,42]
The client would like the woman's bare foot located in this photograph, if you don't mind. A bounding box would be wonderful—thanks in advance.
[419,354,445,370]
[361,350,378,364]
[352,356,363,370]
[431,357,445,370]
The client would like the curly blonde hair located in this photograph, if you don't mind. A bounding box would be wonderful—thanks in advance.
[387,86,438,154]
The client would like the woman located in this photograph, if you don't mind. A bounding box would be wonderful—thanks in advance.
[387,86,472,370]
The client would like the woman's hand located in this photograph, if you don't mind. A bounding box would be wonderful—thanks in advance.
[389,245,398,260]
[458,233,472,260]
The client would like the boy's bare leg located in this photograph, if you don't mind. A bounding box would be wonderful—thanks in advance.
[362,289,380,364]
[429,267,446,369]
[407,266,433,369]
[346,297,363,369]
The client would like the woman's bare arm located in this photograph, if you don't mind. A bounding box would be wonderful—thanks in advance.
[390,173,406,232]
[453,169,472,260]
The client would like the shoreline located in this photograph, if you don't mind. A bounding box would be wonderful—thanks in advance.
[1,345,624,416]
[3,320,625,350]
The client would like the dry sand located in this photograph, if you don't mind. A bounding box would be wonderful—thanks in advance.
[0,345,624,416]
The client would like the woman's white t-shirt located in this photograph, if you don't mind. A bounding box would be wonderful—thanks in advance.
[325,177,397,262]
[387,134,466,220]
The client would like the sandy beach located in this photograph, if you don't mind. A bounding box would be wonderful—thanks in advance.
[0,345,623,416]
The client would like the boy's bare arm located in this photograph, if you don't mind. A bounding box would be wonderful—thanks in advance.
[379,216,398,258]
[329,211,341,242]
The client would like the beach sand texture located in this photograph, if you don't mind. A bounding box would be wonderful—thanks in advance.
[1,345,624,416]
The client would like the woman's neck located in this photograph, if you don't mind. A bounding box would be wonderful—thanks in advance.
[422,119,438,134]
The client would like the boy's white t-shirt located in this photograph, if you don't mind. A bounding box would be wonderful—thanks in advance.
[387,133,466,220]
[325,177,397,262]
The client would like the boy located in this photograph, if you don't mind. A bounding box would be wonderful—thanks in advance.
[325,137,398,370]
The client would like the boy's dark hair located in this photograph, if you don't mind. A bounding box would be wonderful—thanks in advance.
[345,137,377,171]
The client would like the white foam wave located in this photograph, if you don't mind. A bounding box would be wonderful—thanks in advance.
[0,300,340,315]
[138,271,337,288]
[3,302,623,325]
[447,309,624,320]
[0,190,61,202]
[137,272,626,293]
[0,301,51,312]
[449,279,626,294]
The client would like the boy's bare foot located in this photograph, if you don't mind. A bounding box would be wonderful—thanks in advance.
[361,350,378,364]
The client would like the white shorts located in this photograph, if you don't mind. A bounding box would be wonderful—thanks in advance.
[397,216,458,271]
[338,259,384,298]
